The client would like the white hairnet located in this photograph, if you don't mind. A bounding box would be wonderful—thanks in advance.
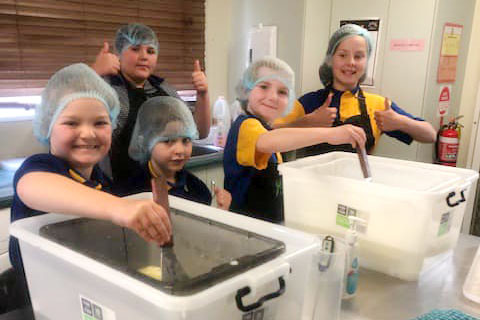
[115,23,159,54]
[236,56,295,117]
[128,96,199,163]
[34,63,120,145]
[319,24,373,87]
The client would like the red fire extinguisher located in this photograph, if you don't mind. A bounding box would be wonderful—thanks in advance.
[437,116,462,167]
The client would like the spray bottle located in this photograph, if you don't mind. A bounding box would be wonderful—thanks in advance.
[343,216,366,299]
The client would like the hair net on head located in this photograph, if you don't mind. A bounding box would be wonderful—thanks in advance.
[128,96,199,163]
[319,24,373,87]
[115,23,159,54]
[34,63,120,145]
[236,56,295,117]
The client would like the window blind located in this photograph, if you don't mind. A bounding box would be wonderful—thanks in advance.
[0,0,205,96]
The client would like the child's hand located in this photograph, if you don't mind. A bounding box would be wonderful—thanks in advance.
[374,98,405,132]
[114,199,172,245]
[308,93,336,127]
[192,60,208,94]
[214,187,232,210]
[327,124,366,148]
[91,42,120,76]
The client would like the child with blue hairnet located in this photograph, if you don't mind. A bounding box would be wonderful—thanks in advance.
[224,56,366,223]
[91,23,211,184]
[275,24,436,156]
[116,96,231,210]
[9,63,172,312]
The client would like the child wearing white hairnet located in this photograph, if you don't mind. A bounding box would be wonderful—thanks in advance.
[224,56,366,223]
[9,63,172,312]
[275,24,436,156]
[117,96,231,210]
[90,23,211,184]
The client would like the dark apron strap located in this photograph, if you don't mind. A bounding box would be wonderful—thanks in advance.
[356,88,375,152]
[299,88,376,157]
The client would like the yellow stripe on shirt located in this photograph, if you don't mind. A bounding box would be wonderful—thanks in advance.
[237,118,282,169]
[273,100,305,126]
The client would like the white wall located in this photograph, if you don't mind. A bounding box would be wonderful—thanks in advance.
[419,0,475,165]
[227,0,306,101]
[205,0,233,103]
[461,0,480,169]
[0,120,46,161]
[300,0,332,95]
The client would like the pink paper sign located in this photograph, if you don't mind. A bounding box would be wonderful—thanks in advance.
[390,39,425,51]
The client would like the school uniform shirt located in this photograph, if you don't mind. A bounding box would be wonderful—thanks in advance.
[223,114,284,223]
[103,73,182,183]
[275,86,424,146]
[114,162,212,206]
[9,153,112,274]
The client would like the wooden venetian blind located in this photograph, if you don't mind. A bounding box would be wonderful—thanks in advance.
[0,0,205,96]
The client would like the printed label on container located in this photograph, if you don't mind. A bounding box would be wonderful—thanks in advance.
[80,295,116,320]
[242,306,276,320]
[336,204,369,234]
[438,212,452,236]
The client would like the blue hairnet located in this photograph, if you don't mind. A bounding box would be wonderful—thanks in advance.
[34,63,120,145]
[319,24,373,87]
[115,23,159,54]
[236,56,295,117]
[128,96,199,163]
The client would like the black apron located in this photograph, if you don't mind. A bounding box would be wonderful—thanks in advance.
[230,115,284,224]
[300,88,376,157]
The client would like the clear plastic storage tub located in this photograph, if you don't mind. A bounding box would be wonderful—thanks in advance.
[279,152,479,281]
[10,195,344,320]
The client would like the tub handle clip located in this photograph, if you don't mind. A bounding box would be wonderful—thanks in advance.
[446,190,466,207]
[235,276,286,312]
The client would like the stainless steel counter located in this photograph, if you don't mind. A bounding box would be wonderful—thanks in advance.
[341,234,480,320]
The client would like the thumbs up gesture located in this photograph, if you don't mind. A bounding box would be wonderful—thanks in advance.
[308,93,337,127]
[192,59,208,94]
[374,98,404,132]
[213,186,232,210]
[91,42,120,76]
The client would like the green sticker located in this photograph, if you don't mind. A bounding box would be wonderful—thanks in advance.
[438,212,451,236]
[336,214,350,228]
[336,204,351,228]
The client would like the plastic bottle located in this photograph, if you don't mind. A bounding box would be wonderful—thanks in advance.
[212,96,230,147]
[230,99,244,122]
[343,216,366,299]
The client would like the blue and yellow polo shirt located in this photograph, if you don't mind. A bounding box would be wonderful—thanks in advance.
[275,87,424,145]
[10,153,111,275]
[223,114,282,208]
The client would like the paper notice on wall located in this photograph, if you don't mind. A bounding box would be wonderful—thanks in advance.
[390,39,425,52]
[340,19,380,87]
[248,25,277,63]
[437,23,463,83]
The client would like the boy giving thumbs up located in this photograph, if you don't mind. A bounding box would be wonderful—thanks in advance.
[89,23,211,184]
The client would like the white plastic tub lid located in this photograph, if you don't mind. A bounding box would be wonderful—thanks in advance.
[39,209,286,296]
[279,152,474,193]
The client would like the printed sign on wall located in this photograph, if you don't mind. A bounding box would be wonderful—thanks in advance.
[438,85,451,117]
[437,23,463,83]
